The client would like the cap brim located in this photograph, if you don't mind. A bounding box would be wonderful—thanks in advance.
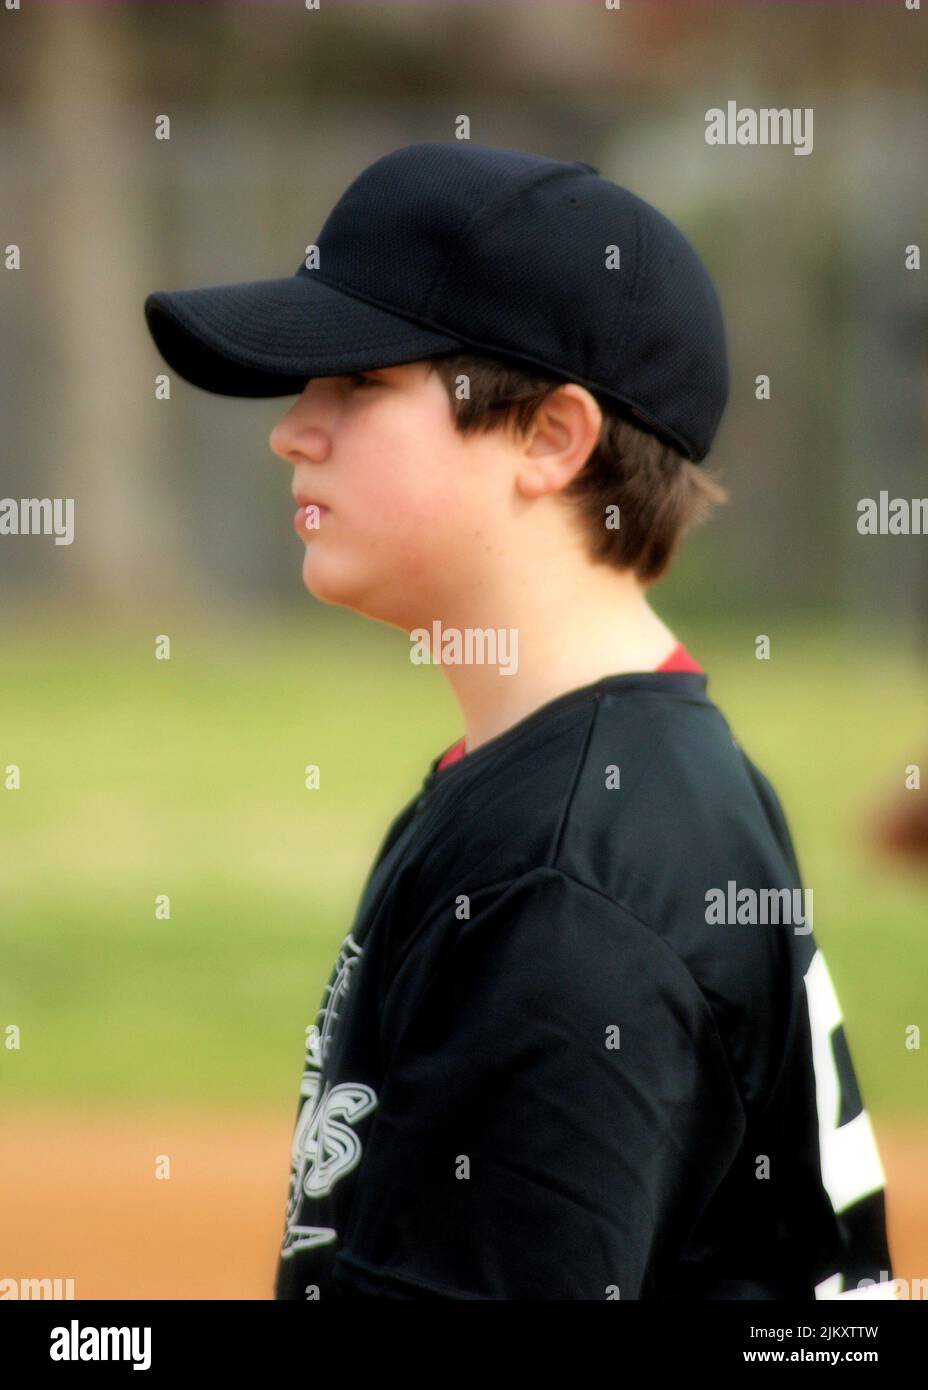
[143,272,467,397]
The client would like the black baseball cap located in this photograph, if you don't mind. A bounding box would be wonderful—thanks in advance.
[143,141,729,461]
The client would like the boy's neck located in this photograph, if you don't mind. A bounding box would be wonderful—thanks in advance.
[432,582,679,756]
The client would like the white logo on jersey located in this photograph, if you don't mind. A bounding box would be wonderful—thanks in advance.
[279,933,378,1260]
[804,948,891,1299]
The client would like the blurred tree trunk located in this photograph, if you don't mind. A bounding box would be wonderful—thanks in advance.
[29,4,185,608]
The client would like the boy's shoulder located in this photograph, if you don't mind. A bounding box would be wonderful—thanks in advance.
[415,670,796,909]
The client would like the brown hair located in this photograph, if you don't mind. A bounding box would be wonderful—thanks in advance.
[425,352,728,584]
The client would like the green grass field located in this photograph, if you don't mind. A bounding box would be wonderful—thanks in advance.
[2,604,926,1116]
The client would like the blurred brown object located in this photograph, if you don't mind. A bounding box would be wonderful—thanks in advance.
[872,774,928,867]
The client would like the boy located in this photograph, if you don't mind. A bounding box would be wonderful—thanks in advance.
[144,141,896,1300]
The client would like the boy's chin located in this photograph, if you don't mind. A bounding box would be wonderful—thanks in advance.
[301,553,364,612]
[301,557,343,607]
[300,555,411,629]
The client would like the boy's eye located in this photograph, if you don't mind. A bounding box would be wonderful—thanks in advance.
[346,371,378,389]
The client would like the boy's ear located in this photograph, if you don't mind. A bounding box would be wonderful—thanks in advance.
[516,384,602,499]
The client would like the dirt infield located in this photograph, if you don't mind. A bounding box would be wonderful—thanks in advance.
[2,1108,924,1299]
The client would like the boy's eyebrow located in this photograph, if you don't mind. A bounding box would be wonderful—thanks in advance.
[372,362,419,382]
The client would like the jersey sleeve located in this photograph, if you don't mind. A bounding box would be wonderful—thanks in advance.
[330,867,746,1300]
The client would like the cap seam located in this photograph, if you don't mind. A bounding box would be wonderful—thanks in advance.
[607,200,645,366]
[421,162,597,321]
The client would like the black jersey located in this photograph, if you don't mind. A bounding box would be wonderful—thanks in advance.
[273,669,895,1301]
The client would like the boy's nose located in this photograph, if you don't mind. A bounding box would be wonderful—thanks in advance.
[268,416,330,468]
[268,419,295,463]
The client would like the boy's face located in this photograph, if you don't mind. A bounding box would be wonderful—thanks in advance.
[268,360,520,630]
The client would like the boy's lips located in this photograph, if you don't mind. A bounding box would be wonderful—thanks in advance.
[292,490,329,509]
[294,500,330,533]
